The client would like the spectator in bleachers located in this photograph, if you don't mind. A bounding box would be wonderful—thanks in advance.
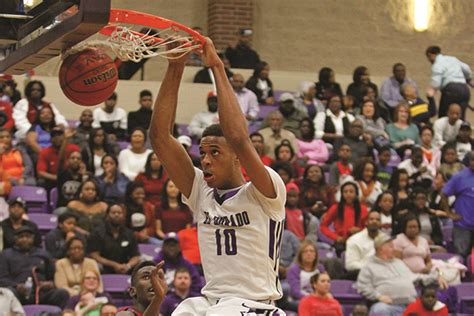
[45,212,82,259]
[13,80,68,139]
[225,28,260,69]
[386,102,420,158]
[314,95,355,145]
[118,127,153,181]
[1,76,21,105]
[398,146,434,189]
[401,83,437,127]
[297,164,335,218]
[127,90,153,135]
[177,225,201,269]
[433,103,463,148]
[315,67,343,101]
[154,234,202,293]
[124,182,159,245]
[231,73,259,121]
[455,122,473,162]
[245,61,274,105]
[439,143,464,181]
[403,281,448,316]
[55,237,102,296]
[81,128,119,177]
[36,127,81,190]
[193,52,234,84]
[95,154,130,205]
[0,88,14,131]
[346,66,379,108]
[287,240,320,303]
[135,152,168,208]
[160,267,200,316]
[0,287,24,315]
[1,197,41,249]
[271,161,294,185]
[393,213,432,274]
[373,191,396,236]
[351,158,383,208]
[335,119,373,163]
[357,99,389,148]
[92,93,127,142]
[420,126,441,172]
[280,228,300,280]
[100,303,117,316]
[65,270,111,315]
[0,128,35,186]
[0,226,70,308]
[298,272,343,316]
[67,180,108,235]
[442,151,474,256]
[429,173,452,217]
[57,149,90,208]
[380,63,418,110]
[259,110,299,160]
[285,182,318,243]
[242,132,274,181]
[351,304,369,316]
[296,118,329,167]
[328,143,352,187]
[0,162,11,211]
[25,106,56,162]
[274,140,302,179]
[295,81,324,120]
[155,179,193,240]
[425,46,472,119]
[388,169,412,222]
[177,136,200,168]
[266,93,308,138]
[88,203,140,274]
[356,233,447,315]
[321,182,368,254]
[345,210,382,276]
[188,92,219,140]
[375,146,394,190]
[70,109,94,149]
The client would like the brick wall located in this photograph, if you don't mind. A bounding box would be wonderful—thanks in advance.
[208,0,253,51]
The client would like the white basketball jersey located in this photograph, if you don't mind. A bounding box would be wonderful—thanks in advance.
[183,166,286,302]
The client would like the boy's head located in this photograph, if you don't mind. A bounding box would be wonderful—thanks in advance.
[338,143,352,162]
[139,90,153,109]
[420,282,439,311]
[58,212,78,233]
[378,146,391,166]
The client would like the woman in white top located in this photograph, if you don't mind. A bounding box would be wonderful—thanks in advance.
[313,95,354,144]
[118,128,152,180]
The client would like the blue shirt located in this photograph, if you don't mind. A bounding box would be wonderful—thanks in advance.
[380,76,417,108]
[431,54,472,89]
[442,167,474,229]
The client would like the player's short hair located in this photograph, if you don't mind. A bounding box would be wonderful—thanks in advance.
[140,90,152,98]
[131,261,156,285]
[426,46,441,55]
[202,124,224,138]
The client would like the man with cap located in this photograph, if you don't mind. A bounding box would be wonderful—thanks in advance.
[357,233,447,315]
[0,225,70,308]
[225,28,261,69]
[153,233,203,295]
[433,103,463,148]
[1,197,41,249]
[261,93,309,138]
[177,135,200,167]
[231,73,260,121]
[188,92,220,140]
[259,111,299,160]
[455,122,473,163]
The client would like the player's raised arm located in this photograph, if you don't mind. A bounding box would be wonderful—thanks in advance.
[201,38,276,198]
[149,55,195,198]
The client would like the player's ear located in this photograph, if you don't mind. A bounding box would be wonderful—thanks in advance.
[128,286,137,299]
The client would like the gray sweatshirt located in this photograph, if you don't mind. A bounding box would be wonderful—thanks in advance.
[357,255,436,305]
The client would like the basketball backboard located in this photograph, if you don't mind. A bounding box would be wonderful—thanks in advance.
[0,0,110,74]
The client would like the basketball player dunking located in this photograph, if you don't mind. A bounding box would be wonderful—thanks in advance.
[149,38,286,315]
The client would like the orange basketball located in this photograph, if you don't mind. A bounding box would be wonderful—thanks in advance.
[59,48,118,106]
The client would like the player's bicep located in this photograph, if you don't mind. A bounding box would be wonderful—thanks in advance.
[151,137,195,198]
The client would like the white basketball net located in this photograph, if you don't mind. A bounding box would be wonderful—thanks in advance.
[63,25,201,62]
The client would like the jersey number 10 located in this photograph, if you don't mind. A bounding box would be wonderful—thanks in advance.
[215,229,237,255]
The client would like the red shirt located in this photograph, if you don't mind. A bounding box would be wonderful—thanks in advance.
[403,298,448,316]
[135,172,168,207]
[285,207,305,240]
[156,205,193,234]
[298,295,343,316]
[178,226,201,264]
[36,144,80,174]
[320,203,368,240]
[242,154,274,181]
[0,101,14,129]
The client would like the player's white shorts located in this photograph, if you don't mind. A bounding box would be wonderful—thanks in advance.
[171,296,286,316]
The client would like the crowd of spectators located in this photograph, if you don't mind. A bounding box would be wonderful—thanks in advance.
[0,40,472,316]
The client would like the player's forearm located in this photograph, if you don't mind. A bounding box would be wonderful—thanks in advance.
[211,63,248,143]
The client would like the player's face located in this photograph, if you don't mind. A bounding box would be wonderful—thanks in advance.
[200,136,239,189]
[132,266,156,305]
[314,273,331,296]
[173,272,191,292]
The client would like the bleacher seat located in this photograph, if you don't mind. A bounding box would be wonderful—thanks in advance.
[102,274,131,306]
[317,229,335,246]
[138,243,161,258]
[49,187,58,212]
[330,280,365,313]
[117,141,130,150]
[318,248,337,260]
[454,283,474,313]
[28,213,57,233]
[257,104,278,121]
[23,304,61,316]
[10,186,48,213]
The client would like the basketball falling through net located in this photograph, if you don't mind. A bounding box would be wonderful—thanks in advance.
[59,9,206,106]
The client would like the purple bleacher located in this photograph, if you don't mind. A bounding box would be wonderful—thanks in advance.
[102,274,132,306]
[9,186,48,213]
[177,124,191,137]
[317,228,335,246]
[117,141,130,150]
[431,252,464,264]
[257,104,278,121]
[190,143,199,157]
[442,226,453,243]
[28,213,57,233]
[49,187,58,211]
[318,248,336,260]
[330,279,364,308]
[23,304,61,316]
[138,243,161,257]
[454,283,474,313]
[248,121,262,135]
[387,151,401,167]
